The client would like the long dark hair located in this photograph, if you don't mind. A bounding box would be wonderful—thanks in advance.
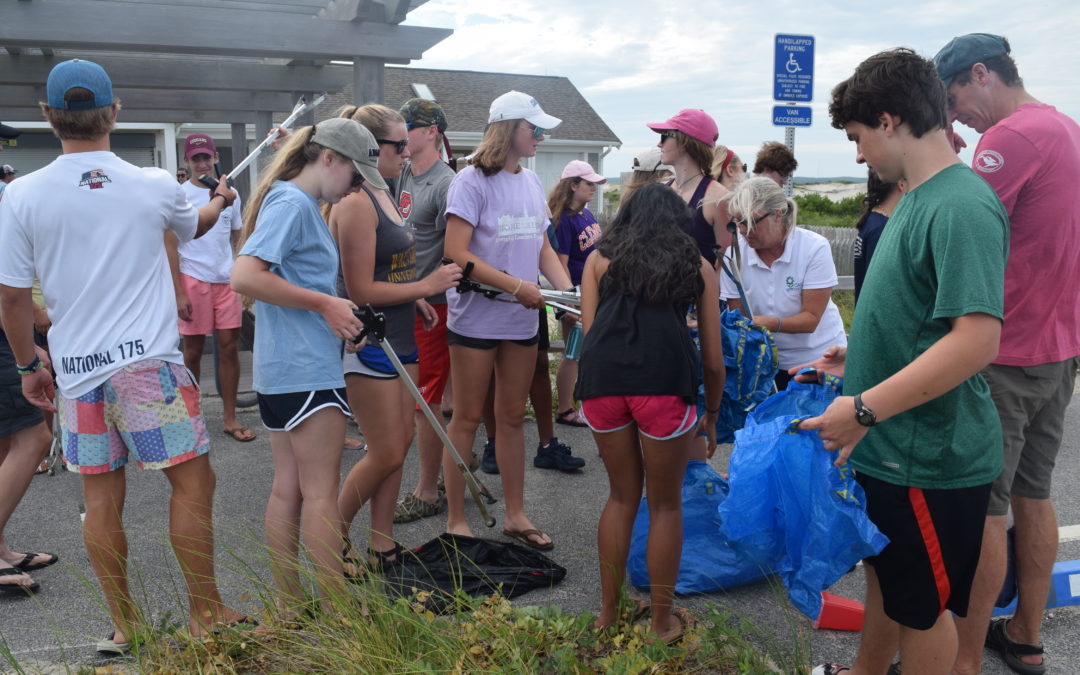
[855,170,898,231]
[597,182,702,305]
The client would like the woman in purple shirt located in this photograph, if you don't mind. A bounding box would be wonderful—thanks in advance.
[549,160,605,427]
[442,91,573,550]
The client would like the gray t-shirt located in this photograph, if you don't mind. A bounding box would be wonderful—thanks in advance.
[396,159,455,305]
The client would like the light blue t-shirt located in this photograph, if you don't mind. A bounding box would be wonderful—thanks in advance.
[239,180,345,394]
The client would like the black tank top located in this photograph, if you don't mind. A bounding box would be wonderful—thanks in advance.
[574,275,699,402]
[685,175,717,265]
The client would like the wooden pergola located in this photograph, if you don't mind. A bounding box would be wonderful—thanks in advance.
[0,0,452,186]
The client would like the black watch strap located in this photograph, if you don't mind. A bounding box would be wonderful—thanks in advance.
[854,393,877,427]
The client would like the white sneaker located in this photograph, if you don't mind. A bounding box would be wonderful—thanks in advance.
[811,666,851,675]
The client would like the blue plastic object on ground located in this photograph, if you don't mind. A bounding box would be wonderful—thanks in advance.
[628,460,770,594]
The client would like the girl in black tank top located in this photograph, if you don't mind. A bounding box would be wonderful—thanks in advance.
[329,105,463,573]
[577,183,725,644]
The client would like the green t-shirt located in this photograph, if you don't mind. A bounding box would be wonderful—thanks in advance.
[847,163,1008,490]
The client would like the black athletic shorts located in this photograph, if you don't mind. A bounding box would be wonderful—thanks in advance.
[257,388,350,432]
[446,328,539,350]
[537,307,550,352]
[857,471,992,630]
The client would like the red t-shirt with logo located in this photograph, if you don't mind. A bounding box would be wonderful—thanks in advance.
[973,103,1080,366]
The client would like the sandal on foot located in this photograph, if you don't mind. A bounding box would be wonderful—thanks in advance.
[342,538,367,584]
[223,427,256,442]
[502,527,554,551]
[393,493,446,524]
[0,567,39,595]
[344,437,366,452]
[13,551,58,572]
[96,631,131,656]
[656,607,697,645]
[629,597,651,623]
[367,543,405,571]
[986,618,1046,675]
[555,408,587,427]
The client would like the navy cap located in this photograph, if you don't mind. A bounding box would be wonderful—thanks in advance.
[46,59,114,110]
[934,33,1010,89]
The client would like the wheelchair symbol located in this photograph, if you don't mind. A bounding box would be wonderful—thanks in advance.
[786,53,802,73]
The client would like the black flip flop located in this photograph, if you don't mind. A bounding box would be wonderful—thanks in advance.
[0,567,39,595]
[13,552,58,572]
[556,408,587,428]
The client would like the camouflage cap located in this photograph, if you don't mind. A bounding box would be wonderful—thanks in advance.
[399,98,448,133]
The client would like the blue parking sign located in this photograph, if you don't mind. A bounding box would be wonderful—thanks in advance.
[774,34,814,102]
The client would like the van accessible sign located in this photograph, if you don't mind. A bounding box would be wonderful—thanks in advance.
[774,33,815,102]
[773,105,812,128]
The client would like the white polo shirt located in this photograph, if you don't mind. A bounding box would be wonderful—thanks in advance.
[720,226,847,370]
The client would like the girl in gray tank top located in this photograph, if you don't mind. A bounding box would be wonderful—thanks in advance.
[328,104,462,575]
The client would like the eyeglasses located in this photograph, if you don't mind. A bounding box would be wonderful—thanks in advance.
[376,138,409,155]
[734,211,775,228]
[660,131,678,143]
[740,163,748,174]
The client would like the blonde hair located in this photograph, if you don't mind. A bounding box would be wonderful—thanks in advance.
[39,89,120,141]
[240,125,325,246]
[337,103,404,140]
[726,176,798,239]
[711,144,743,181]
[470,119,520,177]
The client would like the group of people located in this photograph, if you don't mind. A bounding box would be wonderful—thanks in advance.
[0,30,1076,674]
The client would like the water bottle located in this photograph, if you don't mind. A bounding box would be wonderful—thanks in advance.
[565,322,583,361]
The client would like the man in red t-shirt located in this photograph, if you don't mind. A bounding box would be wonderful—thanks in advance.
[936,33,1080,675]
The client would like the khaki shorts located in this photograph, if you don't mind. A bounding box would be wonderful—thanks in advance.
[983,357,1079,515]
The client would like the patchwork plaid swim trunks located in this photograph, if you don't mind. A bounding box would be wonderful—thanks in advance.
[59,359,210,474]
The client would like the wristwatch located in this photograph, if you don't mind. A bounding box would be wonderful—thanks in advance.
[854,393,877,427]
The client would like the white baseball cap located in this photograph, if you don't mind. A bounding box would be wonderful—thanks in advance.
[488,91,562,131]
[632,147,674,174]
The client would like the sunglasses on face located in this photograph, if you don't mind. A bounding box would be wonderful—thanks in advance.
[521,123,545,140]
[376,138,409,155]
[660,131,678,143]
[405,121,431,130]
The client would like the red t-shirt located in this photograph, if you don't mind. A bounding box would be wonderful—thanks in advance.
[973,103,1080,366]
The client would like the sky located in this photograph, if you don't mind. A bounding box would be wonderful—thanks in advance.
[404,0,1079,179]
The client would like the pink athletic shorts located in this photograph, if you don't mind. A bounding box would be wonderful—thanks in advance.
[579,395,698,440]
[177,273,243,336]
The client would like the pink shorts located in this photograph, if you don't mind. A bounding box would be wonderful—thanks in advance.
[177,273,243,336]
[579,395,698,440]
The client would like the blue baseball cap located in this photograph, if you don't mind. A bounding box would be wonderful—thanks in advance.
[46,59,114,110]
[934,33,1010,89]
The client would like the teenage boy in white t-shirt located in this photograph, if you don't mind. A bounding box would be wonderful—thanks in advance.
[0,59,248,653]
[165,133,254,443]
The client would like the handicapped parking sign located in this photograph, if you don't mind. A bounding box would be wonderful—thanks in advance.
[774,34,814,102]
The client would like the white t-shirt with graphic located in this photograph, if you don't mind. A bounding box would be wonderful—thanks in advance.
[0,151,198,397]
[177,180,242,283]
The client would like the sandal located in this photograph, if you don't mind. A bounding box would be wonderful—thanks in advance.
[367,543,405,572]
[0,567,39,595]
[628,597,651,623]
[342,538,367,584]
[222,427,256,442]
[985,618,1046,675]
[556,408,587,428]
[12,551,58,572]
[502,527,554,551]
[654,607,697,645]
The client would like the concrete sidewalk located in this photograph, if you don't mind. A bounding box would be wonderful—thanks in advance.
[2,390,1078,672]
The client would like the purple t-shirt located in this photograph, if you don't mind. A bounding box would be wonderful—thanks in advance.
[553,207,601,286]
[445,165,548,339]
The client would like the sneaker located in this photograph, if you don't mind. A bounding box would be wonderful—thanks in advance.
[534,436,585,471]
[480,437,499,474]
[393,493,447,524]
[811,666,851,675]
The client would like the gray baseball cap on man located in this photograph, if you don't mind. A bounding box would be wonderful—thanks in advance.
[311,117,387,190]
[934,33,1010,88]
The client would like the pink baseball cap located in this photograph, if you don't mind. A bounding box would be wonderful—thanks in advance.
[183,133,217,160]
[561,159,606,184]
[647,109,718,145]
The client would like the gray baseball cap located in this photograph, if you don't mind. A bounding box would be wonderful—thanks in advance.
[311,117,387,190]
[934,33,1010,89]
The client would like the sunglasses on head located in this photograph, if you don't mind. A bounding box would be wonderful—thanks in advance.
[376,138,409,155]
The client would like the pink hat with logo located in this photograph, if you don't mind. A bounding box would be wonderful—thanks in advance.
[647,109,718,145]
[561,159,606,184]
[183,133,217,159]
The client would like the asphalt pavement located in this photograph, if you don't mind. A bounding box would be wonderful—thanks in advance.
[2,382,1078,673]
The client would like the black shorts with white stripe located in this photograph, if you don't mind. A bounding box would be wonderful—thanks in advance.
[257,388,351,432]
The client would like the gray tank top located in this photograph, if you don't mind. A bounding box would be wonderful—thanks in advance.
[337,184,418,353]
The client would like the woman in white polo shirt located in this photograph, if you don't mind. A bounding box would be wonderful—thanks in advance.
[720,177,847,389]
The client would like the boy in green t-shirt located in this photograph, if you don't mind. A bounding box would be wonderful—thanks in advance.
[803,49,1008,675]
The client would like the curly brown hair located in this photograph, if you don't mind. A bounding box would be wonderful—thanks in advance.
[752,141,797,177]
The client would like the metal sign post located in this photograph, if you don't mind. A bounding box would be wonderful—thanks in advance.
[773,33,815,198]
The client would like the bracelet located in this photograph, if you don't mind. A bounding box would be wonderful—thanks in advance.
[775,316,783,333]
[705,406,720,414]
[16,355,43,376]
[213,193,230,208]
[511,278,523,296]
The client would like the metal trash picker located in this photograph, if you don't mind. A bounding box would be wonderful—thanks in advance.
[454,262,582,316]
[199,93,328,189]
[353,305,497,527]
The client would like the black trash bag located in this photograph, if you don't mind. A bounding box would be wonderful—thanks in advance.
[381,533,566,613]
